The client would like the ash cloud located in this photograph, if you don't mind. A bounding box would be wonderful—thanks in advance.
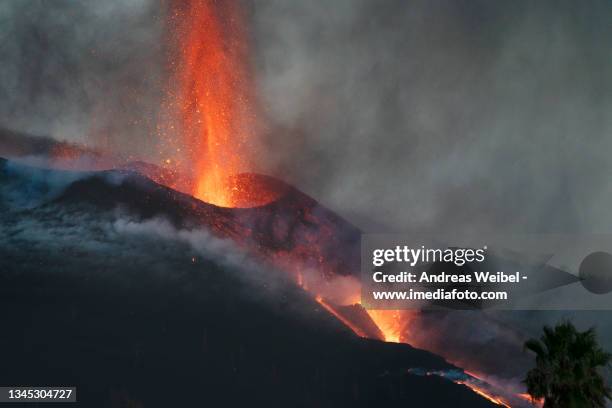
[0,0,164,157]
[250,0,612,234]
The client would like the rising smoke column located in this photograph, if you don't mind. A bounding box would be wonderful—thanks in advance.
[160,0,258,207]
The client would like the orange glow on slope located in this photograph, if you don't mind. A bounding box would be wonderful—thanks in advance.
[163,0,256,207]
[365,309,409,343]
[315,296,370,338]
[314,292,414,343]
[518,393,544,407]
[460,370,515,407]
[456,381,511,407]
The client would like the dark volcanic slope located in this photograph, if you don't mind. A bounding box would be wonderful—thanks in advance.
[0,159,498,407]
[0,128,114,169]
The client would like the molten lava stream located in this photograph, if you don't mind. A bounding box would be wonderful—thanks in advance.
[313,296,519,407]
[315,296,371,338]
[456,381,511,408]
[365,309,406,343]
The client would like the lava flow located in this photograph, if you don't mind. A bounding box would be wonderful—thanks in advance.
[161,0,258,207]
[152,2,524,406]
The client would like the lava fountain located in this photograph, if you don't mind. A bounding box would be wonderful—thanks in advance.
[155,3,523,406]
[161,0,258,207]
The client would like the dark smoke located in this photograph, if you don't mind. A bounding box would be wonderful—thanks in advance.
[0,0,164,157]
[251,0,612,234]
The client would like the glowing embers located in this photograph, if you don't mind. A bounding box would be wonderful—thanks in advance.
[221,173,288,208]
[162,0,258,208]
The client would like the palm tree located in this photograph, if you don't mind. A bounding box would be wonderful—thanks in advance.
[524,321,611,407]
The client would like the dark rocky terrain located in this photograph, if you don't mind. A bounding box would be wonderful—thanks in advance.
[0,158,499,407]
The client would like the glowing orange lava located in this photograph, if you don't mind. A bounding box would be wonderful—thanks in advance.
[163,0,256,207]
[456,381,511,407]
[518,393,544,407]
[315,296,370,338]
[365,309,407,343]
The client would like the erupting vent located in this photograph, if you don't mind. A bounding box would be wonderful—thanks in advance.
[162,0,259,208]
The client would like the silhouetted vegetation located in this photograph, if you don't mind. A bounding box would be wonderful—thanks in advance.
[524,321,610,407]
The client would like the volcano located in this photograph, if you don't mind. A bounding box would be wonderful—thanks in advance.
[0,129,505,407]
